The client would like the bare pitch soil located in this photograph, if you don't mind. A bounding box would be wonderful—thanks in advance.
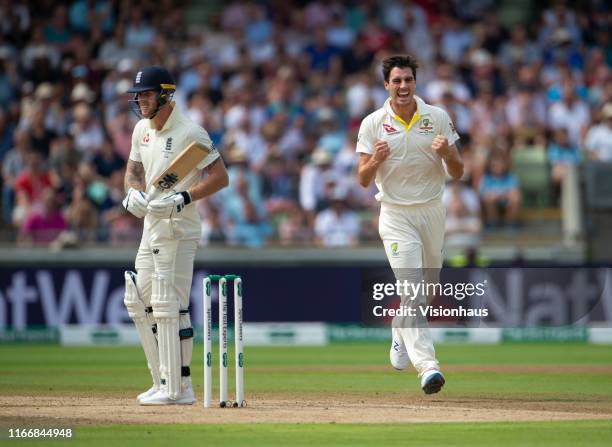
[1,393,611,426]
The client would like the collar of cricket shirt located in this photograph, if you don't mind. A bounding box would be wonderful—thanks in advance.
[384,96,425,133]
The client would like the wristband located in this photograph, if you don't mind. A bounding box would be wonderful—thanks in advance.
[180,191,192,205]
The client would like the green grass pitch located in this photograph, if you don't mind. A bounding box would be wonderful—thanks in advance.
[1,342,611,446]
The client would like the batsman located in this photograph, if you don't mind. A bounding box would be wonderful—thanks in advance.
[122,66,229,405]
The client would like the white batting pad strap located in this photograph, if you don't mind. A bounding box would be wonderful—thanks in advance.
[151,273,181,400]
[124,271,160,387]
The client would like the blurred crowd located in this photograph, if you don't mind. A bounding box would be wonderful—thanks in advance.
[0,0,610,248]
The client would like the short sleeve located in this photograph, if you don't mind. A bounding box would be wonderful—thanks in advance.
[356,116,375,154]
[190,126,220,169]
[440,110,460,146]
[128,123,142,162]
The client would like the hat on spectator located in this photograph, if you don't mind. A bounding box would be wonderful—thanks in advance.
[331,187,347,202]
[312,148,332,165]
[116,79,132,95]
[117,58,135,73]
[228,145,248,164]
[224,105,246,129]
[35,83,53,100]
[71,83,95,103]
[317,107,335,122]
[470,49,492,67]
[552,28,572,45]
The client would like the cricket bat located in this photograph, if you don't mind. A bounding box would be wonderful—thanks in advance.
[149,141,211,198]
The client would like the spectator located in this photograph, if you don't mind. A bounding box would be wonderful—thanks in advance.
[424,62,471,105]
[443,180,482,247]
[125,8,155,50]
[548,82,590,146]
[440,16,473,64]
[316,107,346,156]
[106,105,134,161]
[221,145,264,209]
[479,153,521,228]
[224,174,272,248]
[21,26,60,82]
[92,139,124,178]
[584,103,612,161]
[278,207,312,245]
[314,190,360,247]
[25,104,56,158]
[2,129,31,224]
[70,103,104,154]
[299,148,335,221]
[548,129,581,203]
[0,1,609,249]
[262,153,298,215]
[13,151,53,228]
[199,202,227,246]
[0,108,15,160]
[20,188,67,246]
[499,25,541,69]
[65,177,98,243]
[0,53,20,106]
[44,5,72,47]
[98,24,141,69]
[505,88,547,132]
[303,28,341,72]
[469,83,508,143]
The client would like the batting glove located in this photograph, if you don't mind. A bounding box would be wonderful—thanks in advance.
[122,188,149,219]
[147,191,192,219]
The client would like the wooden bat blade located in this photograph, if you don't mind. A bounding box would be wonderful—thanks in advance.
[151,141,210,195]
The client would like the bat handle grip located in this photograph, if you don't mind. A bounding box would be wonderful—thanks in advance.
[147,187,161,200]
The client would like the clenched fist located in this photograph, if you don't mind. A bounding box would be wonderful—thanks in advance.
[122,188,149,219]
[431,135,450,159]
[147,191,192,219]
[373,140,391,163]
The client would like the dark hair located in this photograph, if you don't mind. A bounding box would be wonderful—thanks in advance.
[382,55,419,82]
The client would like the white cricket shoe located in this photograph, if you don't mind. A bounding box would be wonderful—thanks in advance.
[139,378,196,406]
[421,370,445,395]
[390,332,410,370]
[137,385,159,403]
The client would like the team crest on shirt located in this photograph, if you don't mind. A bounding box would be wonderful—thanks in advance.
[390,242,400,257]
[383,123,400,134]
[417,115,434,134]
[142,133,150,145]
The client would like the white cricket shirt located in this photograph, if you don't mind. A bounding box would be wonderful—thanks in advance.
[356,96,459,205]
[129,103,220,240]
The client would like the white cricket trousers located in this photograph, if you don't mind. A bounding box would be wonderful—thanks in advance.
[134,228,198,310]
[379,199,445,377]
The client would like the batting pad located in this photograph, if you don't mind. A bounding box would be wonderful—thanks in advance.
[151,273,181,400]
[124,271,161,388]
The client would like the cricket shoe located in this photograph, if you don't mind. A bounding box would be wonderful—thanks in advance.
[140,379,196,405]
[421,370,445,395]
[390,333,410,370]
[137,385,159,403]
